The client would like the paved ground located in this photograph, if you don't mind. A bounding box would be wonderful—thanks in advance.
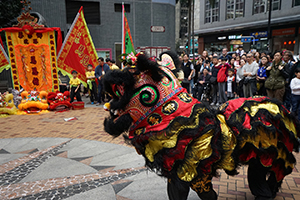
[0,98,300,200]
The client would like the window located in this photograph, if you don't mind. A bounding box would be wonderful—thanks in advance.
[253,0,281,14]
[271,0,281,10]
[235,0,244,18]
[205,0,219,23]
[253,0,267,14]
[114,3,130,13]
[66,0,100,24]
[293,0,300,6]
[226,0,244,20]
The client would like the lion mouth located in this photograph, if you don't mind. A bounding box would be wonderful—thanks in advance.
[54,105,69,111]
[25,107,41,114]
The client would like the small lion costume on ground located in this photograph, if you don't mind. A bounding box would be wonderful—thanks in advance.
[103,53,300,200]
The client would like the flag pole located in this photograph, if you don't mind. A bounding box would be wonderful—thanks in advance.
[121,2,125,69]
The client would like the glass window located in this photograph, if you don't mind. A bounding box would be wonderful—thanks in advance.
[227,0,244,19]
[271,0,281,11]
[205,0,219,23]
[226,0,234,20]
[114,4,130,13]
[66,0,100,24]
[294,0,300,6]
[253,0,281,14]
[205,1,211,23]
[253,0,266,14]
[235,0,244,18]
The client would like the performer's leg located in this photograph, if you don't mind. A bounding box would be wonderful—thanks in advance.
[247,159,273,200]
[167,178,190,200]
[267,171,281,199]
[190,174,217,200]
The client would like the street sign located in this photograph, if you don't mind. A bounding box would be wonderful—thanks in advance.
[251,31,268,38]
[151,26,165,32]
[241,37,252,43]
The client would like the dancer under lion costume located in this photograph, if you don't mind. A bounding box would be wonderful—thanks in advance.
[103,52,300,200]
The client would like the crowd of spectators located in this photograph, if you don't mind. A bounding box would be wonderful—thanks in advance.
[178,47,300,121]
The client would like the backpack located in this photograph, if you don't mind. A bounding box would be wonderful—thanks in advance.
[217,66,227,83]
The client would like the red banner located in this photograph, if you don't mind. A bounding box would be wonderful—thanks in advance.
[57,7,98,86]
[0,44,10,73]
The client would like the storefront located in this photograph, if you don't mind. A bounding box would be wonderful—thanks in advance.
[228,34,243,52]
[199,26,299,56]
[272,28,296,54]
[250,31,268,52]
[203,35,229,55]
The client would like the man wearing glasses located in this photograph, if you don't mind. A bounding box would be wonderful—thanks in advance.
[242,53,259,98]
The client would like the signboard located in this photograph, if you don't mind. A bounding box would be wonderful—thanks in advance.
[272,28,295,36]
[150,26,165,32]
[228,35,242,40]
[218,36,226,40]
[241,37,252,43]
[251,31,268,38]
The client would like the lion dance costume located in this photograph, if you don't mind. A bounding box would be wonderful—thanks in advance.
[103,53,300,200]
[0,92,18,117]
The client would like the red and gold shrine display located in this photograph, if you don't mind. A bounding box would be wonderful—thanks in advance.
[4,30,59,92]
[57,7,98,86]
[0,2,62,92]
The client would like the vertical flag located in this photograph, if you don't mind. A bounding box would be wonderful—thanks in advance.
[122,3,135,56]
[0,44,10,73]
[57,7,98,87]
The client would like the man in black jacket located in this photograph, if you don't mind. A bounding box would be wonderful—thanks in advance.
[181,54,195,93]
[196,68,211,101]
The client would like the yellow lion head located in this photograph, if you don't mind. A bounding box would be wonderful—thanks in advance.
[18,91,49,114]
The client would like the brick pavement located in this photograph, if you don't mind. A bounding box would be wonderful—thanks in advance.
[0,107,130,147]
[0,108,300,199]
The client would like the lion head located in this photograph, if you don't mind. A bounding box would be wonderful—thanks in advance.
[0,92,18,116]
[48,91,72,111]
[18,90,49,114]
[103,53,189,138]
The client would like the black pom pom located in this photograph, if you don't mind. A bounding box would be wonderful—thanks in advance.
[136,54,163,82]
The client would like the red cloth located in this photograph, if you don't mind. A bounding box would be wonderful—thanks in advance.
[217,63,231,83]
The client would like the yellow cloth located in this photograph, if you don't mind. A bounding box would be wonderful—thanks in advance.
[86,71,95,81]
[110,64,119,70]
[69,77,81,86]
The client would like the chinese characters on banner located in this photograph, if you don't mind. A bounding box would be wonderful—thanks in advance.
[57,7,98,86]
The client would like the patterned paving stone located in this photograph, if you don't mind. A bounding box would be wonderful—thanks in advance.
[0,140,70,186]
[0,107,300,199]
[0,148,10,154]
[7,167,146,200]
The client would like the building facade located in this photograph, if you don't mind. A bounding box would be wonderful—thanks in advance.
[195,0,300,55]
[0,0,176,89]
[30,0,176,63]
